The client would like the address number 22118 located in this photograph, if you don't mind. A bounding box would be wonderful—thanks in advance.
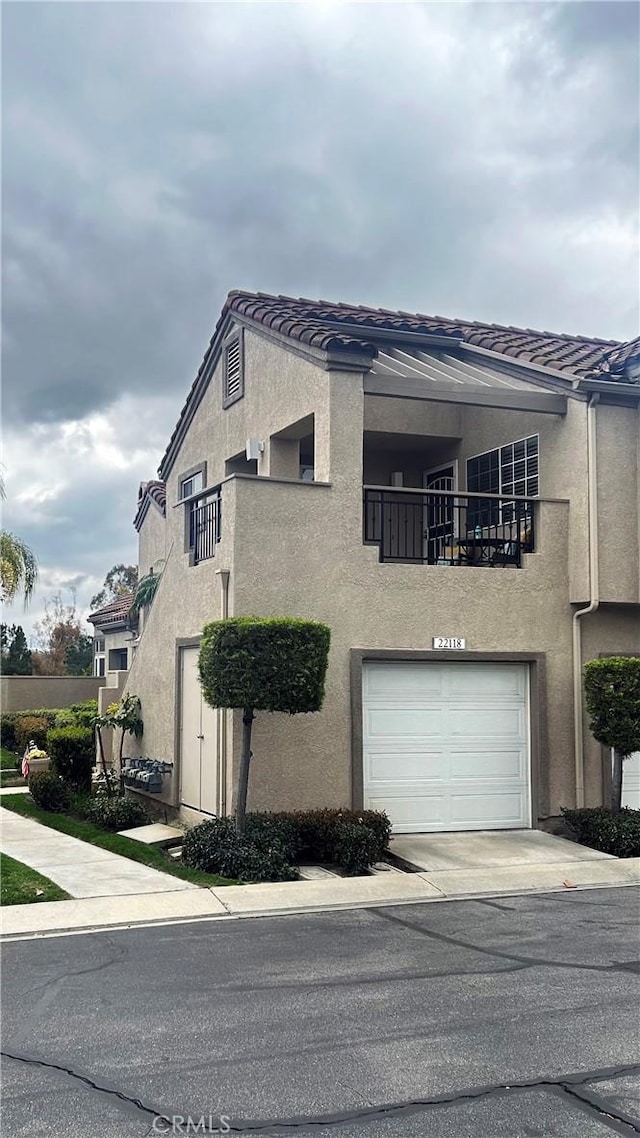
[432,637,466,650]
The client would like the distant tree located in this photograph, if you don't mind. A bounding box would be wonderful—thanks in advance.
[1,624,33,675]
[64,634,94,676]
[199,617,331,834]
[90,564,138,611]
[32,592,92,676]
[584,657,640,813]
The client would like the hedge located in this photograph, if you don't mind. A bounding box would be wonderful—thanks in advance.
[1,708,65,753]
[562,807,640,858]
[77,794,149,832]
[47,726,95,791]
[182,808,392,881]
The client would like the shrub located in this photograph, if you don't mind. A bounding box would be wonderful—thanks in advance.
[246,808,391,869]
[28,770,71,813]
[79,795,149,832]
[332,821,381,876]
[47,726,94,791]
[182,817,297,883]
[54,700,99,730]
[15,716,50,754]
[584,656,640,813]
[562,807,640,858]
[0,712,19,753]
[2,709,58,753]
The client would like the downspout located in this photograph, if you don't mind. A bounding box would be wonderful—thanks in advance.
[216,569,230,816]
[572,394,600,808]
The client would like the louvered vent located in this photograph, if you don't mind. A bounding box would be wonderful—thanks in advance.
[224,338,242,401]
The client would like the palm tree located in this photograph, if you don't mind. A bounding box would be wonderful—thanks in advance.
[0,476,38,605]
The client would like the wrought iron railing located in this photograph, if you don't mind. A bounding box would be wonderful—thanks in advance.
[363,487,535,567]
[189,490,222,564]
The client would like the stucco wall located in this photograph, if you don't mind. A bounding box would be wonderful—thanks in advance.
[595,404,639,604]
[138,502,167,578]
[1,676,105,712]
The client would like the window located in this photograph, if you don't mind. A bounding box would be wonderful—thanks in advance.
[96,658,105,677]
[467,435,538,527]
[223,330,244,406]
[179,469,204,500]
[94,638,105,653]
[467,436,538,497]
[108,647,128,671]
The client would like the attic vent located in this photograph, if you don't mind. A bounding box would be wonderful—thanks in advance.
[223,332,244,406]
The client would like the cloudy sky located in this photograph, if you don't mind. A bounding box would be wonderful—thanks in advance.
[2,0,638,638]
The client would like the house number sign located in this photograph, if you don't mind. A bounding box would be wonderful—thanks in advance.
[432,637,466,650]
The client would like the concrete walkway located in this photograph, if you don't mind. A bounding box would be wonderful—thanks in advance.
[0,806,198,899]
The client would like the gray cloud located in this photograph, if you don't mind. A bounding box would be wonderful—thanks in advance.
[1,1,638,632]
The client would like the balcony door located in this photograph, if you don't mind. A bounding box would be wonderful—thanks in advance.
[423,463,457,564]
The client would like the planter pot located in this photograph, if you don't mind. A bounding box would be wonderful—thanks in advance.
[27,757,50,775]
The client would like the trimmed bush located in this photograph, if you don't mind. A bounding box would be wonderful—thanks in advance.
[47,726,94,791]
[247,808,391,869]
[79,795,149,832]
[332,821,381,876]
[54,700,99,730]
[28,771,71,813]
[15,716,50,754]
[183,808,391,880]
[562,807,640,858]
[199,617,331,714]
[182,817,298,883]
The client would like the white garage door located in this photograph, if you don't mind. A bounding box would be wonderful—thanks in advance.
[622,752,640,809]
[363,661,530,833]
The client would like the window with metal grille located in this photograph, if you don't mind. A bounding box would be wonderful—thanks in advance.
[467,435,538,527]
[223,332,244,406]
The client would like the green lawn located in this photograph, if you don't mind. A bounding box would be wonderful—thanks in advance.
[0,749,26,789]
[1,794,236,887]
[1,852,70,906]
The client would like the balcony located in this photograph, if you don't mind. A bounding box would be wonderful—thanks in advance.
[363,486,535,567]
[189,489,222,564]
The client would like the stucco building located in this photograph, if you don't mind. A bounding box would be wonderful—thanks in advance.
[122,291,640,830]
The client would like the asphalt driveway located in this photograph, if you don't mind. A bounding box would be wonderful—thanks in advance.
[2,886,639,1136]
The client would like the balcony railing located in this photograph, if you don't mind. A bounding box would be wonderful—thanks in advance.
[363,487,535,567]
[189,489,222,564]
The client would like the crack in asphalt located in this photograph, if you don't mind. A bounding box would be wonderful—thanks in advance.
[3,1050,638,1134]
[12,934,127,999]
[370,906,640,974]
[1,1050,171,1126]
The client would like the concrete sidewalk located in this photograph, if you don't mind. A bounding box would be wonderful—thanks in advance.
[0,806,198,900]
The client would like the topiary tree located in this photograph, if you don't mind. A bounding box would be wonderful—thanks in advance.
[584,656,640,814]
[198,617,331,834]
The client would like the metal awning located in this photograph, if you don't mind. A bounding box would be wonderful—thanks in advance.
[366,348,567,414]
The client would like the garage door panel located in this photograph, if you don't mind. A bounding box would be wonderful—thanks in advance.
[450,707,525,739]
[368,751,445,781]
[450,792,528,826]
[449,749,526,780]
[365,664,444,698]
[367,794,447,828]
[366,708,444,738]
[362,661,530,833]
[447,666,525,697]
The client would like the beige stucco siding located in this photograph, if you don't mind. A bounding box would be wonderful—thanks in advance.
[138,503,167,578]
[595,404,639,604]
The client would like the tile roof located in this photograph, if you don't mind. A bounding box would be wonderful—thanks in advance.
[226,290,632,378]
[158,289,638,477]
[88,592,136,626]
[134,479,167,530]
